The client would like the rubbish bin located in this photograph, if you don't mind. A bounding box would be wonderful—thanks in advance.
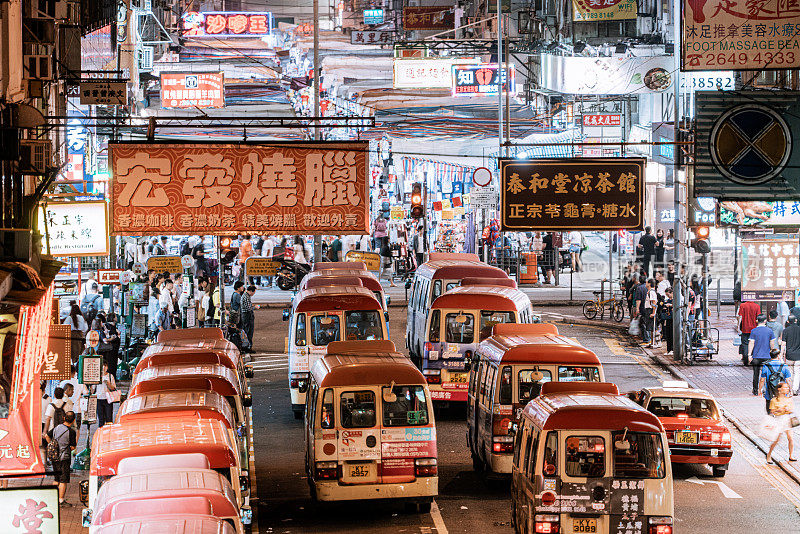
[520,253,539,284]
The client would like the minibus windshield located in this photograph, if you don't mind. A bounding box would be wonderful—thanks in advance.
[565,436,605,478]
[558,366,601,382]
[612,431,666,479]
[445,313,474,344]
[382,385,429,426]
[648,397,719,420]
[311,315,340,346]
[479,311,515,331]
[519,369,552,403]
[344,310,384,341]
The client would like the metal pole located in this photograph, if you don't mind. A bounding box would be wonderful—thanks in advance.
[671,0,684,362]
[716,278,721,318]
[313,0,322,264]
[496,2,503,157]
[608,231,613,288]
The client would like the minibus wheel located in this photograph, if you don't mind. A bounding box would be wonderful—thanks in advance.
[712,465,727,477]
[471,450,484,472]
[418,499,432,513]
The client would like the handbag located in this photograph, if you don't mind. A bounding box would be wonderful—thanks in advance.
[628,317,641,336]
[757,415,783,442]
[733,336,742,347]
[790,416,800,428]
[108,389,122,403]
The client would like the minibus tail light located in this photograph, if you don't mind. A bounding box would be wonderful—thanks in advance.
[648,517,673,534]
[424,342,434,352]
[464,349,473,361]
[414,458,438,477]
[534,514,559,533]
[315,461,339,480]
[423,369,441,384]
[492,435,514,453]
[290,372,309,390]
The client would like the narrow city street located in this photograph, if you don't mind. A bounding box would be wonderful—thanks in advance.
[249,307,800,533]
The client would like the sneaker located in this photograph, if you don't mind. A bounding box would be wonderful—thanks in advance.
[665,351,673,356]
[60,501,73,507]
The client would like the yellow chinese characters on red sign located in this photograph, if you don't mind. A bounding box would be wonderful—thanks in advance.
[500,158,645,231]
[109,142,369,236]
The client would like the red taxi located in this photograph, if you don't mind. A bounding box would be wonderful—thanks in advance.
[629,382,732,477]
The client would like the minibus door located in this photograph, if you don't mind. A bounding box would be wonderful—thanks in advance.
[559,433,612,533]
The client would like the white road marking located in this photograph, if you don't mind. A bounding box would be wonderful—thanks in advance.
[686,477,742,499]
[429,499,448,534]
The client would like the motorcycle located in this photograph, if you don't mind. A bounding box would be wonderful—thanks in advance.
[273,252,312,290]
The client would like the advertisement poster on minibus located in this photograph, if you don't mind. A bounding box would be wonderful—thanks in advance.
[682,0,800,71]
[109,142,369,235]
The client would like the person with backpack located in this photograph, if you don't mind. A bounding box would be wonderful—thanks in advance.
[45,410,77,506]
[750,314,777,396]
[41,386,69,442]
[759,348,792,415]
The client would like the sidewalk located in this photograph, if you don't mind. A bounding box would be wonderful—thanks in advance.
[640,306,800,484]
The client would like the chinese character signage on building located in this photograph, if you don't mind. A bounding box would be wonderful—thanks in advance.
[97,269,123,284]
[682,0,800,71]
[573,0,636,21]
[38,201,109,256]
[540,54,674,94]
[182,11,273,37]
[245,257,281,277]
[0,487,60,534]
[403,6,454,30]
[109,142,369,235]
[393,58,479,89]
[452,64,515,97]
[582,114,621,127]
[363,8,384,24]
[41,325,71,381]
[79,80,127,106]
[694,92,800,199]
[161,72,224,109]
[500,158,645,231]
[147,255,183,273]
[351,30,394,45]
[741,238,799,301]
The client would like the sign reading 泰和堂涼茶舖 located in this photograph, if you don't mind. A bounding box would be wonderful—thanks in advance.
[500,158,644,231]
[109,142,369,235]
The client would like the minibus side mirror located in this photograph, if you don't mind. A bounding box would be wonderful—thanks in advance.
[386,295,391,305]
[244,364,254,379]
[382,381,397,403]
[239,475,250,493]
[79,480,89,506]
[240,505,253,525]
[508,421,518,436]
[385,311,390,321]
[81,508,92,528]
[282,308,291,321]
[405,279,412,289]
[242,393,253,407]
[463,360,471,372]
[298,379,309,394]
[614,439,631,452]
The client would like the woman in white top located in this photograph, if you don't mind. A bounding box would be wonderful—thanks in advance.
[94,360,116,427]
[567,230,583,272]
[62,304,88,334]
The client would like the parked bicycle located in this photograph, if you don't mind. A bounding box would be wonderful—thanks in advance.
[582,280,625,322]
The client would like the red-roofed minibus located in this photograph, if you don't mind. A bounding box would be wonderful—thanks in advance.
[94,516,236,534]
[511,382,673,534]
[314,261,367,271]
[156,327,224,342]
[467,324,605,474]
[304,341,438,511]
[285,285,387,418]
[419,285,535,403]
[406,254,510,364]
[302,269,389,310]
[88,419,245,515]
[115,389,236,430]
[88,469,246,533]
[137,338,253,388]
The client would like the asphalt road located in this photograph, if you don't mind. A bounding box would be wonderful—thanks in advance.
[249,307,800,533]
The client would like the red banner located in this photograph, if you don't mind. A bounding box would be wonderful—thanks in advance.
[0,284,54,476]
[403,7,454,30]
[160,72,224,109]
[109,142,370,235]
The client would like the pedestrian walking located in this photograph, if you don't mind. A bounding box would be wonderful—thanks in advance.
[751,315,777,396]
[663,287,674,356]
[654,228,665,270]
[767,310,785,349]
[632,275,648,340]
[45,410,77,506]
[738,299,761,365]
[783,316,800,395]
[241,285,256,352]
[643,279,658,347]
[567,230,583,272]
[764,382,797,463]
[94,360,117,427]
[41,387,69,441]
[636,227,657,275]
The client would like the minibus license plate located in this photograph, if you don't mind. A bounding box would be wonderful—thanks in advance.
[450,373,468,383]
[348,463,373,479]
[676,431,698,444]
[572,518,597,533]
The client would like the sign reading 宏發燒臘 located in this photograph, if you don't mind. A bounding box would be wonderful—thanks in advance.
[500,158,645,231]
[109,142,369,235]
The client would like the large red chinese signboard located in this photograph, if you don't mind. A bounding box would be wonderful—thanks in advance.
[109,142,369,236]
[181,11,273,38]
[682,0,800,70]
[161,72,224,109]
[500,158,645,231]
[0,285,54,477]
[403,6,454,30]
[741,238,799,301]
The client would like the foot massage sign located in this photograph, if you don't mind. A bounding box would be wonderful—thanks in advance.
[682,0,800,70]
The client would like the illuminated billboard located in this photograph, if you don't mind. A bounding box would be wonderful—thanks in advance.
[182,12,273,38]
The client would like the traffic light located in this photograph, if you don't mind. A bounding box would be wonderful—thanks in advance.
[219,236,238,264]
[691,226,711,254]
[410,182,424,219]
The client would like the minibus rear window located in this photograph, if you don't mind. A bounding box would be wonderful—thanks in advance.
[498,366,513,405]
[345,310,384,341]
[647,397,720,420]
[382,385,429,426]
[612,431,666,479]
[295,313,307,346]
[321,389,335,429]
[310,315,340,346]
[340,391,376,428]
[565,436,605,478]
[429,310,441,343]
[445,313,474,344]
[558,366,600,382]
[519,369,552,403]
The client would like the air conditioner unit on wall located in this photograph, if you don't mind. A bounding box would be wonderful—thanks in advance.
[138,46,154,70]
[24,54,53,80]
[19,140,52,174]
